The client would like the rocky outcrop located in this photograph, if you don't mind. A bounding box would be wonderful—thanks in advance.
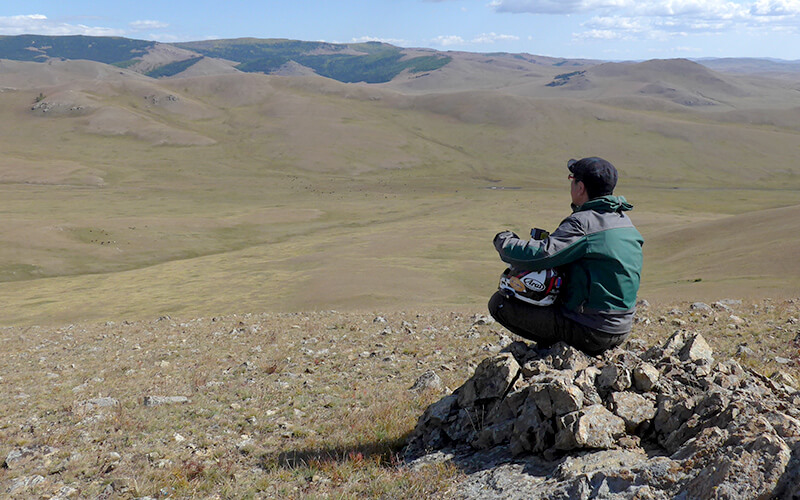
[405,332,800,499]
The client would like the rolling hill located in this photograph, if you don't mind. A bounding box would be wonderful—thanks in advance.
[0,35,800,325]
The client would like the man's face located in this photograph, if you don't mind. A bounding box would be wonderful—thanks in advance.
[569,174,588,206]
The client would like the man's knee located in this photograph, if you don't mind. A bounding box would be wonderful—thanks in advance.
[488,292,505,321]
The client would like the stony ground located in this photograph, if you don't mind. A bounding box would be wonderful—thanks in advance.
[1,298,798,498]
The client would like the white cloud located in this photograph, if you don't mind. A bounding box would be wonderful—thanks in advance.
[431,35,466,46]
[575,29,628,40]
[671,45,704,52]
[751,0,800,15]
[431,32,520,47]
[492,0,800,44]
[491,0,800,31]
[351,36,409,45]
[471,32,520,43]
[0,14,124,37]
[129,20,169,31]
[584,16,647,31]
[629,0,747,19]
[490,0,634,15]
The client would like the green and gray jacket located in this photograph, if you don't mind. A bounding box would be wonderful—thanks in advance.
[494,195,644,334]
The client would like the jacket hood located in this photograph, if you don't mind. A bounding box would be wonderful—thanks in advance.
[575,195,633,214]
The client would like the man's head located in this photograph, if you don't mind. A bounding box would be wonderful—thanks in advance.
[567,157,618,203]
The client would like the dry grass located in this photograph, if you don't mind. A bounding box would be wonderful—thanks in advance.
[1,299,798,497]
[0,308,491,497]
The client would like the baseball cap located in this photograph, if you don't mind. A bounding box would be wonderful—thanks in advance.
[567,157,618,197]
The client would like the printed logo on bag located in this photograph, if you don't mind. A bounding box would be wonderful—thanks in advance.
[522,275,546,292]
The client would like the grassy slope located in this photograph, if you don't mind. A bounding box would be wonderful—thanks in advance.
[0,61,799,325]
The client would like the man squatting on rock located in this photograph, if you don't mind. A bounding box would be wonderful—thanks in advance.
[489,157,644,355]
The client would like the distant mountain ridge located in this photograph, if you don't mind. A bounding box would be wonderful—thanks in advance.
[4,34,800,84]
[0,34,452,83]
[0,34,153,64]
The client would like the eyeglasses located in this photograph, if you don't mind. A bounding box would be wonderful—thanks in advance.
[568,174,577,181]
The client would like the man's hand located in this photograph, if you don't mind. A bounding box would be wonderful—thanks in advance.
[493,231,518,253]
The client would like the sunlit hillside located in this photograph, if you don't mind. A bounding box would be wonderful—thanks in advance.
[1,53,799,325]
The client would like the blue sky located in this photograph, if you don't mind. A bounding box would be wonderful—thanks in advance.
[2,1,800,61]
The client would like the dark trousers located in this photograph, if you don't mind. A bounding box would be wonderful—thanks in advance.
[488,292,628,356]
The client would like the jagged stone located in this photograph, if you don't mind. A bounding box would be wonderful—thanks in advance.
[442,409,475,444]
[409,370,443,392]
[771,370,798,390]
[530,383,554,419]
[555,404,626,450]
[521,359,548,378]
[546,342,591,371]
[649,331,686,359]
[473,419,516,450]
[683,418,791,499]
[573,367,603,405]
[4,445,58,470]
[622,337,648,353]
[633,362,660,391]
[485,389,528,426]
[502,341,532,365]
[420,394,458,428]
[678,334,714,363]
[510,390,552,455]
[736,344,757,358]
[659,390,731,452]
[7,475,46,495]
[457,353,520,407]
[597,363,631,392]
[608,391,656,433]
[765,411,800,442]
[549,378,584,416]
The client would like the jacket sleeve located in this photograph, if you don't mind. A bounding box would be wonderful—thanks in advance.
[495,215,588,271]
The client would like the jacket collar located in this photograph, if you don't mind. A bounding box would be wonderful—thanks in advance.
[573,195,633,214]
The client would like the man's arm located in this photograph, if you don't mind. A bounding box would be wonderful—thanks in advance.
[494,216,588,271]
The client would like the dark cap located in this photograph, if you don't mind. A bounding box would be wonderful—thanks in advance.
[567,157,618,198]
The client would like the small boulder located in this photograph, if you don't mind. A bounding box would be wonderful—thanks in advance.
[608,392,656,433]
[770,370,797,389]
[633,363,660,392]
[548,378,584,416]
[678,334,713,364]
[598,363,631,392]
[410,370,443,392]
[457,353,520,407]
[555,404,626,450]
[143,396,190,407]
